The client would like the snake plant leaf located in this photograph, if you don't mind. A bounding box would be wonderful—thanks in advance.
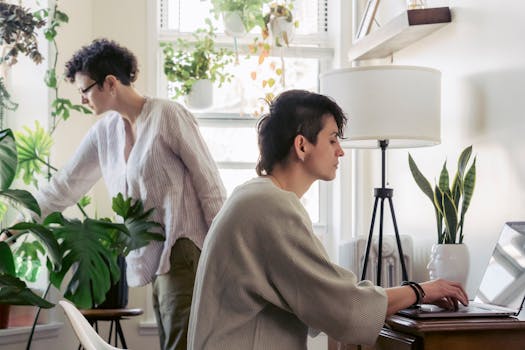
[442,191,459,244]
[0,188,41,216]
[0,128,17,191]
[10,221,60,270]
[451,172,462,208]
[459,157,476,242]
[15,121,53,186]
[438,160,450,195]
[48,216,121,309]
[457,145,472,179]
[433,185,444,215]
[408,154,434,203]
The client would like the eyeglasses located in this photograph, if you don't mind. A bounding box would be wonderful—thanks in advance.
[79,81,98,94]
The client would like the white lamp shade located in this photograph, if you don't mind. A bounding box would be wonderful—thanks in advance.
[320,65,441,148]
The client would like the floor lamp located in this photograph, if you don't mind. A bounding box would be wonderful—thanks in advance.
[320,65,441,286]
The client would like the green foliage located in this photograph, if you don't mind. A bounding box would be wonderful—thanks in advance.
[0,2,45,66]
[111,193,164,256]
[15,121,53,186]
[0,78,18,113]
[14,241,45,282]
[408,146,477,244]
[161,18,234,99]
[210,0,270,32]
[0,129,17,190]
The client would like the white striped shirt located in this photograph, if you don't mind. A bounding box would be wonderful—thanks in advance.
[35,97,226,287]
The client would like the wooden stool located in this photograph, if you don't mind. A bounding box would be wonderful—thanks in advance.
[79,308,143,349]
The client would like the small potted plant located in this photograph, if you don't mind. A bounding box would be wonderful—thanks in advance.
[408,145,476,286]
[210,0,270,36]
[161,19,234,109]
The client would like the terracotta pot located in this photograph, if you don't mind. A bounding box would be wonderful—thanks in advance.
[427,243,470,288]
[0,304,11,329]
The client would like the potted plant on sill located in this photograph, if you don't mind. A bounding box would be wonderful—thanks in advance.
[408,145,476,287]
[161,18,234,110]
[210,0,270,37]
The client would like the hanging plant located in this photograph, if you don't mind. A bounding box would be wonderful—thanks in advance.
[249,1,299,101]
[0,2,45,68]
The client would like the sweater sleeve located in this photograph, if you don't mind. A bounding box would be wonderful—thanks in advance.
[160,103,226,227]
[34,126,102,219]
[259,197,387,345]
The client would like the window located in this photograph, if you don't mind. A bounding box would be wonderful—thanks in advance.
[154,0,334,228]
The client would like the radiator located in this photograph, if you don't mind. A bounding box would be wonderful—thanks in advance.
[339,235,413,288]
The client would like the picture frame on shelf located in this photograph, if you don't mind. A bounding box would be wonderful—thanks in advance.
[355,0,381,40]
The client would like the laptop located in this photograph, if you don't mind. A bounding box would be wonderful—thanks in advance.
[398,221,525,319]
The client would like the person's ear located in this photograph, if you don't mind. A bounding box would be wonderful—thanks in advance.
[104,75,119,96]
[294,134,307,162]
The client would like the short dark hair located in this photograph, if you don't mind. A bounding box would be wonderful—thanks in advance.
[64,38,138,86]
[256,89,347,176]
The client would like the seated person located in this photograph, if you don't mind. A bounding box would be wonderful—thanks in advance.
[188,90,468,349]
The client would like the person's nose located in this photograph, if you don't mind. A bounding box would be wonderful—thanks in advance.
[337,144,345,157]
[81,95,89,105]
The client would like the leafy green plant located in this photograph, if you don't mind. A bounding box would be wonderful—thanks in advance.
[210,0,270,32]
[408,145,477,244]
[0,129,55,309]
[1,128,164,310]
[161,18,234,99]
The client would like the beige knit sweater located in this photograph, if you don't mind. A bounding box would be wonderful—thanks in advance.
[188,177,387,350]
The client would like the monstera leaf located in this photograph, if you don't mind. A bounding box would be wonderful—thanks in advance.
[112,193,164,256]
[0,242,53,308]
[44,213,127,309]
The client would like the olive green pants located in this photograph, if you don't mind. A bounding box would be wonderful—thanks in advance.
[152,238,201,350]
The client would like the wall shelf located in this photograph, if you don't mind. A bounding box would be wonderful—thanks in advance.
[348,7,451,61]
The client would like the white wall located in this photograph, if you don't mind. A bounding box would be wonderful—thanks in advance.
[354,0,525,297]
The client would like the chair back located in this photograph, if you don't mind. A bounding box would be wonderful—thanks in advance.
[59,300,124,350]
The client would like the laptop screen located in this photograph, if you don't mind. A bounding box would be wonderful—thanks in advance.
[474,222,525,312]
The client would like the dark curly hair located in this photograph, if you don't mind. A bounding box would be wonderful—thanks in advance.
[256,89,347,176]
[64,38,138,86]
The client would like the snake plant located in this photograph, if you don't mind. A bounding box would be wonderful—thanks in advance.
[408,145,476,244]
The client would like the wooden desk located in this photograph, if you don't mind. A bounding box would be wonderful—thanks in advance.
[329,315,525,350]
[80,308,143,349]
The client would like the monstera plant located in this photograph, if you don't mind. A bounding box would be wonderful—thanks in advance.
[0,127,164,337]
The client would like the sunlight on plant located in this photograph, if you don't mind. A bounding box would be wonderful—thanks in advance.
[15,121,53,186]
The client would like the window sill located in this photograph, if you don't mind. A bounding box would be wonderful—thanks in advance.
[138,321,158,336]
[0,322,62,345]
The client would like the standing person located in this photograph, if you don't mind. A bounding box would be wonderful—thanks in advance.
[188,90,468,349]
[37,38,226,350]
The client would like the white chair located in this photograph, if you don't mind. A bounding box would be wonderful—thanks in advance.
[59,300,124,350]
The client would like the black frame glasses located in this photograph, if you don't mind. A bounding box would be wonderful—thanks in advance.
[79,81,98,94]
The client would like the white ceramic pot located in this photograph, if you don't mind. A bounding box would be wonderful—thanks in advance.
[222,11,246,37]
[269,17,295,46]
[185,79,213,110]
[427,243,470,288]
